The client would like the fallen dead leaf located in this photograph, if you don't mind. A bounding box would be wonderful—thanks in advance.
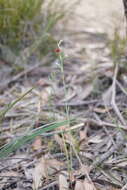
[59,171,69,190]
[40,87,52,106]
[0,171,18,189]
[79,126,88,141]
[32,136,42,151]
[47,158,63,171]
[83,179,96,190]
[32,156,63,189]
[64,132,75,146]
[54,124,75,148]
[115,160,127,167]
[79,165,96,189]
[54,134,65,150]
[37,78,50,87]
[33,87,52,107]
[88,135,102,144]
[102,85,112,106]
[75,180,84,190]
[80,164,91,178]
[61,88,76,102]
[32,157,48,190]
[79,125,89,149]
[77,83,93,100]
[93,107,111,113]
[109,187,120,190]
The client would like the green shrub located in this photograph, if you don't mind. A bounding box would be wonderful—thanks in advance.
[0,0,43,48]
[0,0,77,63]
[0,0,70,50]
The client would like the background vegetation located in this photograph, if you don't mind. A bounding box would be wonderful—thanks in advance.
[0,0,75,57]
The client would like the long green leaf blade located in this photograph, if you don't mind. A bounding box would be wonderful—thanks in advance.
[0,119,73,159]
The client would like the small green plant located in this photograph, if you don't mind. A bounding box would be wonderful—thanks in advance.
[108,28,127,82]
[53,41,82,173]
[55,41,72,171]
[109,28,127,63]
[55,41,70,120]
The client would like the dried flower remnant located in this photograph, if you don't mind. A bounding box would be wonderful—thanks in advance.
[54,40,63,54]
[55,48,61,53]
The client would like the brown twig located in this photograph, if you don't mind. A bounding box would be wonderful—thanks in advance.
[82,118,127,130]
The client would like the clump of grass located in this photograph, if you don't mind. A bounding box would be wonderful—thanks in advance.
[108,28,127,80]
[0,0,43,48]
[0,120,72,159]
[0,0,77,57]
[109,28,127,64]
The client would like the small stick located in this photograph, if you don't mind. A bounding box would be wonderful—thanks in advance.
[111,64,126,125]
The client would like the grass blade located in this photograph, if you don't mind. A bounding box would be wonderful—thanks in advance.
[0,119,74,158]
[0,87,34,121]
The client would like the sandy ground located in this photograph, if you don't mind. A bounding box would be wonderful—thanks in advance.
[68,0,125,38]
